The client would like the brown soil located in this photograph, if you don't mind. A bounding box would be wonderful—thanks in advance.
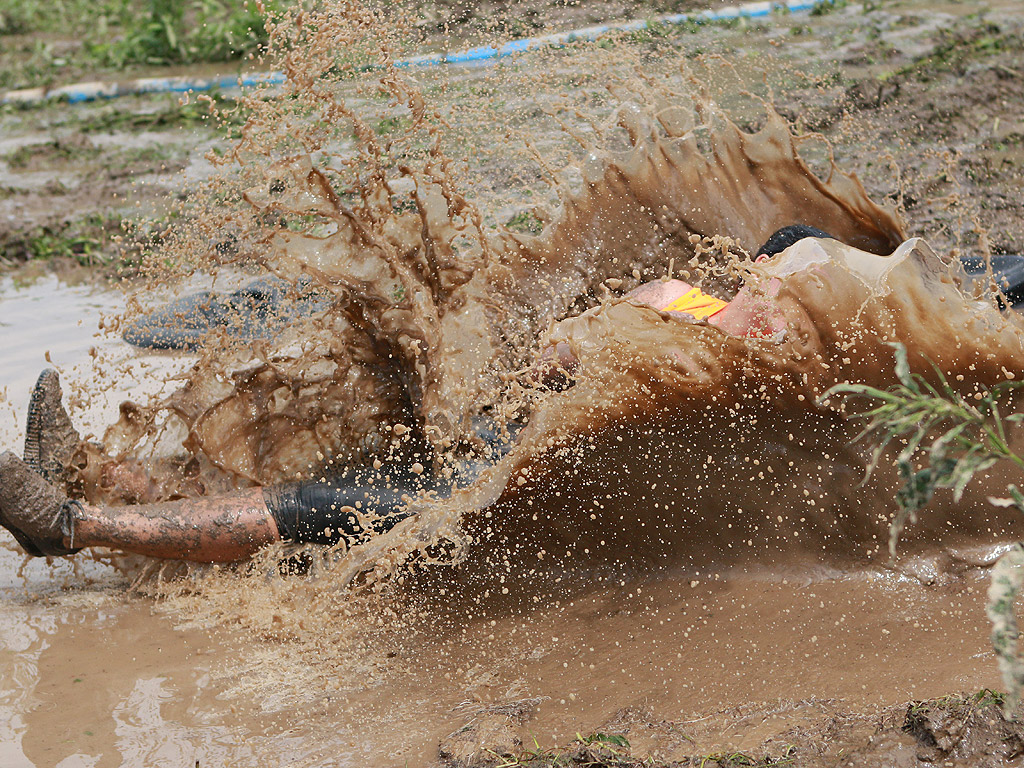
[2,0,1022,276]
[438,691,1024,767]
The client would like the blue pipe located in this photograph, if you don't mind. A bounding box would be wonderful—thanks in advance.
[1,0,818,106]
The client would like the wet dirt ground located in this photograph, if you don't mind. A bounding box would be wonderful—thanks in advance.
[2,558,1019,767]
[3,1,1024,766]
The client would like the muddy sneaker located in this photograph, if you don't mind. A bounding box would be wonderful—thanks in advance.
[0,451,79,557]
[23,368,81,485]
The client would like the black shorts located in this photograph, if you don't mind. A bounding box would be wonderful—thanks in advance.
[263,420,521,546]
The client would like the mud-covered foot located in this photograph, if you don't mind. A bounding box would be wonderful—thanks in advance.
[23,368,81,485]
[0,451,79,557]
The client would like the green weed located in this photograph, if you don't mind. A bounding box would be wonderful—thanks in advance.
[89,0,281,67]
[824,342,1024,558]
[810,0,848,16]
[695,748,795,767]
[0,0,282,89]
[825,343,1024,714]
[0,212,125,268]
[575,732,630,749]
[3,137,99,169]
[505,210,543,235]
[489,735,563,767]
[627,19,674,45]
[918,688,1008,712]
[64,92,248,133]
[487,732,635,766]
[877,23,1016,83]
[0,0,133,37]
[375,115,412,135]
[905,689,1011,737]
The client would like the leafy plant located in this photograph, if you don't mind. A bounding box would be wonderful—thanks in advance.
[989,542,1024,711]
[0,0,283,89]
[375,115,411,135]
[825,342,1024,713]
[0,0,133,37]
[809,0,848,17]
[0,213,125,267]
[505,210,544,235]
[3,138,99,169]
[696,749,795,767]
[65,91,248,132]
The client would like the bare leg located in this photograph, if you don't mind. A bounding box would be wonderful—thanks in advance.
[70,488,280,563]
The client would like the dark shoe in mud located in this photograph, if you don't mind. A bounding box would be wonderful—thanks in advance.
[23,368,81,485]
[121,276,331,351]
[0,451,79,557]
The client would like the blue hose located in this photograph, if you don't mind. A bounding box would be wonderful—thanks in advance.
[2,0,817,106]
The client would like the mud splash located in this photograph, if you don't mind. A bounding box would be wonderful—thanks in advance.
[46,0,1023,610]
[80,48,908,493]
[72,4,1020,550]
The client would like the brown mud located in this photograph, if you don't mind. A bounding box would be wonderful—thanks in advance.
[4,1,1024,767]
[6,564,1021,767]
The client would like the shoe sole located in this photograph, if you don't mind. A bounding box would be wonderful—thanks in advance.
[23,368,59,474]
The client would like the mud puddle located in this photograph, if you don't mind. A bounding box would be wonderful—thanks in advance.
[0,561,1008,766]
[355,563,1008,762]
[0,276,192,450]
[0,592,323,768]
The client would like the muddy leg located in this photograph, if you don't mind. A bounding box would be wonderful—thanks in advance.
[71,488,280,562]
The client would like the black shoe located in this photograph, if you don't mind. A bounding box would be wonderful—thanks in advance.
[121,276,330,351]
[23,369,81,485]
[0,451,79,557]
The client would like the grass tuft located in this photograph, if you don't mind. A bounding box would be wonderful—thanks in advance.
[505,210,544,235]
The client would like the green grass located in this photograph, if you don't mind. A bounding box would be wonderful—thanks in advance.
[876,21,1018,83]
[824,342,1024,558]
[908,689,1007,716]
[0,0,283,90]
[486,733,634,767]
[3,137,99,169]
[0,212,125,268]
[2,135,185,178]
[505,210,544,235]
[375,115,412,136]
[485,733,796,768]
[55,91,249,133]
[696,751,795,767]
[809,0,848,17]
[88,0,282,68]
[0,0,133,37]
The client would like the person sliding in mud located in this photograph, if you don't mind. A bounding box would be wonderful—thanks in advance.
[0,225,828,564]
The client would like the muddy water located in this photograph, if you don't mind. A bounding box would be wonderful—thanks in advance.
[0,276,192,448]
[379,566,1005,761]
[0,593,323,767]
[0,561,1008,766]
